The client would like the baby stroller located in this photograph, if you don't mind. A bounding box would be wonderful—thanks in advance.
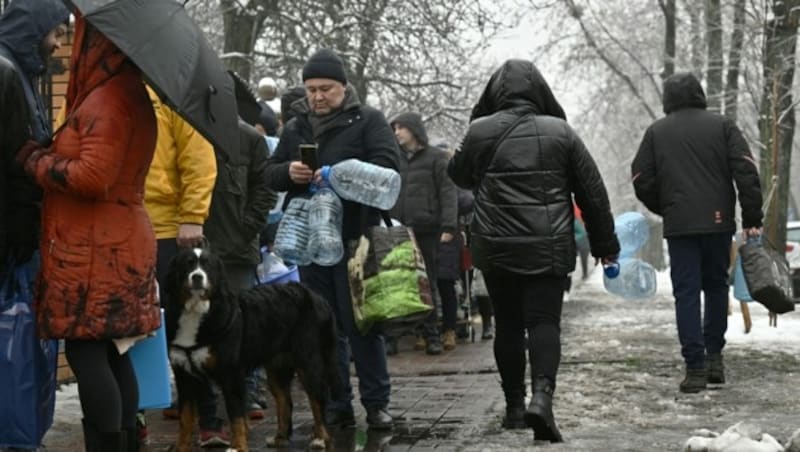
[456,233,494,342]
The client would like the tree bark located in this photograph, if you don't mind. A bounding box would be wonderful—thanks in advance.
[219,0,271,82]
[659,0,676,80]
[723,0,746,121]
[704,0,723,113]
[758,0,799,249]
[684,0,705,81]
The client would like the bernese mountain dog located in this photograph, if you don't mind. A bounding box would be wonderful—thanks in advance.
[164,247,338,451]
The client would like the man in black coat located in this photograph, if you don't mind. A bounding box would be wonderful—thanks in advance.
[631,72,763,394]
[389,112,457,355]
[449,59,619,443]
[266,48,399,430]
[0,0,68,271]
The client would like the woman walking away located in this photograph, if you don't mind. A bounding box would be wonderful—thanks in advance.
[16,12,158,452]
[448,59,619,443]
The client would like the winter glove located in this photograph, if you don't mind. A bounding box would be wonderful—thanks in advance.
[15,140,48,176]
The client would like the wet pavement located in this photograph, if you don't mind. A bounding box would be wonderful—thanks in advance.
[39,271,800,451]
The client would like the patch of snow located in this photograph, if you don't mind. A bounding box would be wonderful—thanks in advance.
[53,383,82,426]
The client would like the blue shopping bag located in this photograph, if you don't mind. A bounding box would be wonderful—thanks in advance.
[0,255,59,449]
[733,253,753,302]
[129,309,171,410]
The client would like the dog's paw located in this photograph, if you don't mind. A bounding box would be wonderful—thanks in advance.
[309,437,326,449]
[266,435,290,448]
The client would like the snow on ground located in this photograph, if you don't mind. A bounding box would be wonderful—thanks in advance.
[581,263,800,354]
[52,383,81,426]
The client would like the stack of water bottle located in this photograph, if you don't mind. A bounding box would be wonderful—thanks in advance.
[603,211,658,299]
[272,158,402,266]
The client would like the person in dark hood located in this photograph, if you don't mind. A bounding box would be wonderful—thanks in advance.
[449,59,619,442]
[0,0,68,270]
[631,72,762,394]
[389,112,457,355]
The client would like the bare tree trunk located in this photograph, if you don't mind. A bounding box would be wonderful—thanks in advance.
[219,0,271,82]
[659,0,676,80]
[723,0,746,121]
[683,0,705,81]
[758,0,799,249]
[705,0,723,112]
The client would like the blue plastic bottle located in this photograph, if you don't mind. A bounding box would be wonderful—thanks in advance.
[614,212,650,258]
[306,187,344,266]
[272,197,312,266]
[603,257,657,299]
[321,159,402,210]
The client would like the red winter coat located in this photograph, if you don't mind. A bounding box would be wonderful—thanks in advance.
[31,16,159,339]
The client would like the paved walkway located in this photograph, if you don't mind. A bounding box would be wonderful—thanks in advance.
[37,272,800,451]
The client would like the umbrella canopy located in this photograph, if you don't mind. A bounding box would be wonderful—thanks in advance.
[66,0,238,154]
[229,70,262,127]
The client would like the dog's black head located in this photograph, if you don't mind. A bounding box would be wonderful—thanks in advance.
[165,247,230,314]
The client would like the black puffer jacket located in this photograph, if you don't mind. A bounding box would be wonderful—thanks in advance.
[0,0,68,267]
[205,121,276,265]
[449,59,619,276]
[390,113,457,235]
[266,86,400,241]
[631,72,762,237]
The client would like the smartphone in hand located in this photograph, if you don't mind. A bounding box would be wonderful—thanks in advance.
[299,144,319,170]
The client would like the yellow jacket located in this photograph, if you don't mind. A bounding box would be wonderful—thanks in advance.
[144,86,216,239]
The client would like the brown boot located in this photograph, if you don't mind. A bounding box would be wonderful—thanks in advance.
[442,330,456,350]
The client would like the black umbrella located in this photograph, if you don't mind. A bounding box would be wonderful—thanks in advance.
[229,70,262,127]
[66,0,238,154]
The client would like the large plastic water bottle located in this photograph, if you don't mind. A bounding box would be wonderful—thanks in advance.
[256,246,290,285]
[615,212,650,258]
[321,159,402,210]
[603,257,657,299]
[306,187,344,266]
[272,197,312,265]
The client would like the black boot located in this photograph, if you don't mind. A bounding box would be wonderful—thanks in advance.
[501,394,526,429]
[706,354,725,384]
[82,420,123,452]
[680,368,708,393]
[123,427,139,452]
[525,377,563,443]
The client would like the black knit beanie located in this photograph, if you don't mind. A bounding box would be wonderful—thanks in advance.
[302,49,347,84]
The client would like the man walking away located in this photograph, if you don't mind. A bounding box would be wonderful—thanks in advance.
[631,72,763,394]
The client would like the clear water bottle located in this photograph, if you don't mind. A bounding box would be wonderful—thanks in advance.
[256,246,290,284]
[272,197,312,265]
[603,257,657,299]
[615,212,650,258]
[306,187,344,266]
[321,159,402,210]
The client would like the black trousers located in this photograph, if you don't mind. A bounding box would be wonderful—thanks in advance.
[483,271,566,399]
[65,340,138,433]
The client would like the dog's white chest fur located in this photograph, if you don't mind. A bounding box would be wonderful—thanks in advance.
[169,294,212,374]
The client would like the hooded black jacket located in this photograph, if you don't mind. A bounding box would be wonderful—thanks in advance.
[631,72,763,237]
[389,112,458,235]
[448,60,619,276]
[0,0,68,267]
[266,86,400,241]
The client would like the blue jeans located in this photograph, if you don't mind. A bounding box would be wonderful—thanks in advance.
[299,255,391,413]
[667,233,731,370]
